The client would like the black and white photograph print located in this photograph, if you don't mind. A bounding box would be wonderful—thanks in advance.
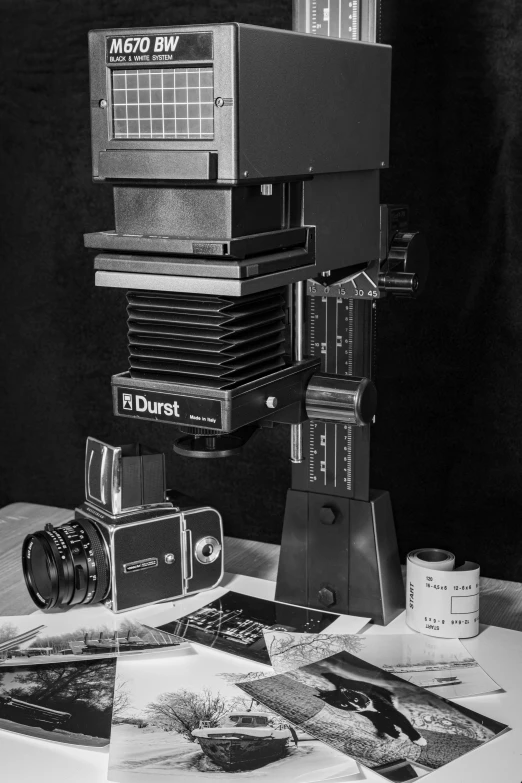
[263,631,501,700]
[0,613,182,667]
[352,633,501,700]
[264,631,366,674]
[0,657,116,746]
[108,644,363,783]
[154,591,339,665]
[237,650,509,782]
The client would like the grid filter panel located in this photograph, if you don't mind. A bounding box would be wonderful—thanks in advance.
[112,67,214,140]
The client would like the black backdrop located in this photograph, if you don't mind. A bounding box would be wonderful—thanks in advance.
[1,1,521,579]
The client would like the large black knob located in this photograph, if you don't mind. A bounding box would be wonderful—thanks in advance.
[379,231,429,297]
[306,374,377,426]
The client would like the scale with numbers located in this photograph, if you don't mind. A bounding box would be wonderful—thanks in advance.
[275,0,429,623]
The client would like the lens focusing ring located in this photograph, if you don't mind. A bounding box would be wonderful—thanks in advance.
[22,518,110,611]
[22,533,61,609]
[77,518,110,604]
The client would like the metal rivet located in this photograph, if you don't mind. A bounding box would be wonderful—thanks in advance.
[243,170,249,177]
[266,396,278,409]
[165,553,175,565]
[308,165,314,172]
[381,161,386,167]
[99,99,107,108]
[215,97,224,107]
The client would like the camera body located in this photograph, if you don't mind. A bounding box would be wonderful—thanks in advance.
[22,438,224,613]
[80,437,224,612]
[75,501,223,613]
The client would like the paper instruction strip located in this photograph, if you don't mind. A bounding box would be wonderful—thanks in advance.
[406,549,480,638]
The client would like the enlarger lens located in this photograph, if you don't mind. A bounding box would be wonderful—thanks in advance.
[22,519,110,610]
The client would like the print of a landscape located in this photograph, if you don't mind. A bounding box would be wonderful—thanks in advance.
[108,647,361,782]
[0,616,179,667]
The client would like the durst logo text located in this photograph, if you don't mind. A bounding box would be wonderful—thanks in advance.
[122,393,180,417]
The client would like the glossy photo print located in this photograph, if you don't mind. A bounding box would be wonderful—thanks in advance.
[237,650,509,781]
[0,657,116,747]
[0,612,182,667]
[154,591,339,665]
[108,644,363,782]
[263,631,501,699]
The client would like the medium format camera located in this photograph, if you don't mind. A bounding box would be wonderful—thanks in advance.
[22,438,224,612]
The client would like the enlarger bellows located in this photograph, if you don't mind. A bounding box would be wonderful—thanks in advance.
[127,289,287,390]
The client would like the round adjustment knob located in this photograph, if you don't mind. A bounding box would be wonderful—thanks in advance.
[306,373,377,426]
[176,425,220,436]
[378,272,419,296]
[194,536,222,564]
[380,231,429,297]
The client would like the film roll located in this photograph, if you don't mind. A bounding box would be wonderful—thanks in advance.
[406,549,480,638]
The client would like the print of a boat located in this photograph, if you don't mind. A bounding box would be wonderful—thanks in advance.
[419,676,462,687]
[192,711,297,771]
[6,647,53,659]
[61,630,171,655]
[0,693,70,730]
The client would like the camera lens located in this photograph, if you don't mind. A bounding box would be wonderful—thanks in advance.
[28,538,56,604]
[22,519,110,610]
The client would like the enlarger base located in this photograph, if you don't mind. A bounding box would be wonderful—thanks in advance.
[275,488,404,625]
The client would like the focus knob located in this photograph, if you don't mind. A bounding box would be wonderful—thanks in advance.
[380,231,429,297]
[306,374,377,426]
[378,272,419,296]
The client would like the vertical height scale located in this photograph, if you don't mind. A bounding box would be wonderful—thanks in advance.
[293,0,379,43]
[306,0,359,40]
[276,0,405,624]
[291,0,380,501]
[293,292,373,499]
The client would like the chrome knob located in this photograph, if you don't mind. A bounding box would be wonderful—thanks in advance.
[305,374,377,426]
[380,230,429,297]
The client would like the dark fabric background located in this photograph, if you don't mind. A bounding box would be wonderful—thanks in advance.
[1,1,521,579]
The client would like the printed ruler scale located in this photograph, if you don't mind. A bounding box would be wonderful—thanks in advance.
[293,0,380,43]
[307,0,359,40]
[292,294,373,498]
[291,0,379,501]
[277,0,406,622]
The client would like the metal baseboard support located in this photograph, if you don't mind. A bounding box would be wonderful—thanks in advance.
[275,487,404,624]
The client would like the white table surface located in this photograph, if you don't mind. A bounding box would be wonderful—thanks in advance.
[0,570,520,783]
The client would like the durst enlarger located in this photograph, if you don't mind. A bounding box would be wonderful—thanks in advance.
[84,0,429,624]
